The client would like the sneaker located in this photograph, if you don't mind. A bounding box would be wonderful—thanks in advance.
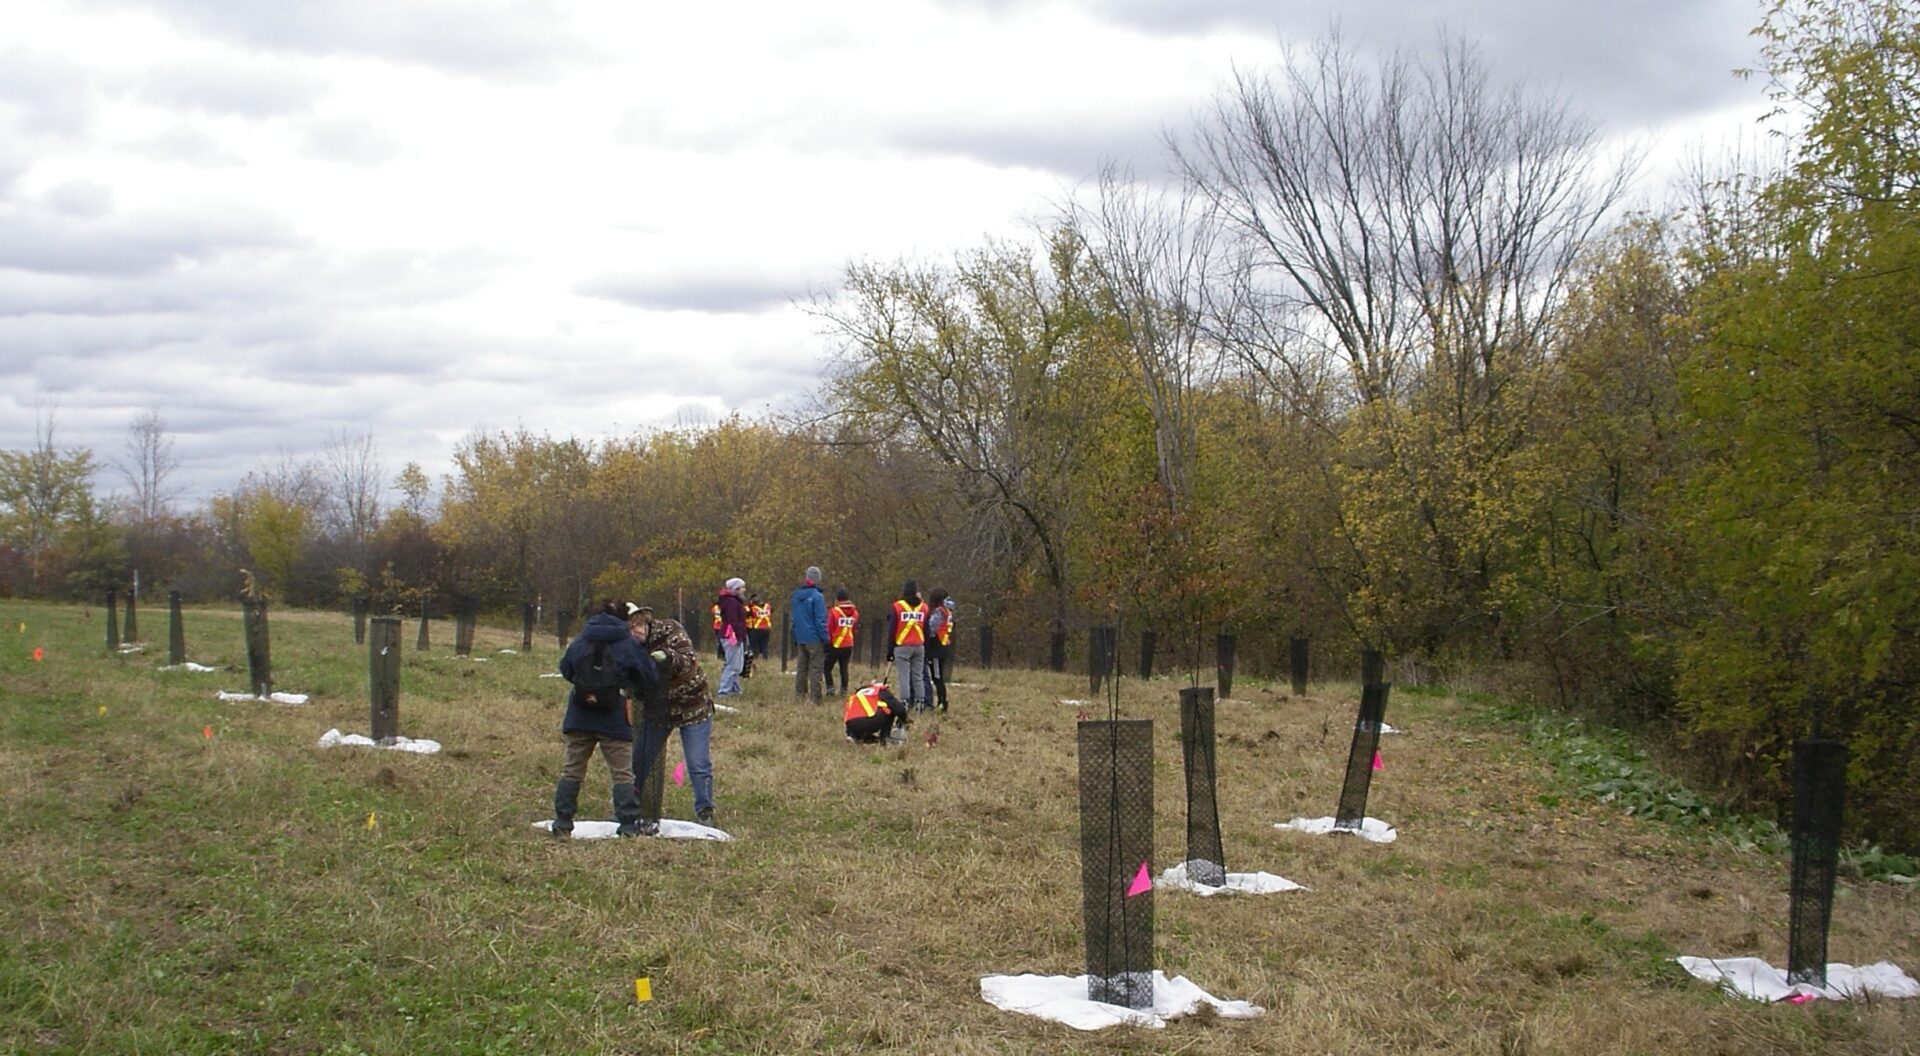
[695,808,716,827]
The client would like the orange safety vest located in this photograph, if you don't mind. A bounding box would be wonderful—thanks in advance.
[748,603,772,630]
[844,683,891,722]
[711,603,723,631]
[893,599,927,646]
[933,606,953,647]
[829,603,858,648]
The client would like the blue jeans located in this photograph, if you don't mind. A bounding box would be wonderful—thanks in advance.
[634,717,714,816]
[719,639,744,695]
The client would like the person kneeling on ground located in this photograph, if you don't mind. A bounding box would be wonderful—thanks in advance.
[554,600,661,838]
[844,680,907,744]
[627,604,719,827]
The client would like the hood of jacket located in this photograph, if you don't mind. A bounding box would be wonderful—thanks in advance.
[581,611,632,643]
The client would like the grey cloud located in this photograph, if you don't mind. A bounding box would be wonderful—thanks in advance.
[885,111,1181,180]
[1087,0,1761,130]
[299,119,400,165]
[576,273,803,315]
[101,0,589,79]
[0,46,98,137]
[0,203,300,278]
[140,58,324,118]
[44,180,116,218]
[125,125,246,168]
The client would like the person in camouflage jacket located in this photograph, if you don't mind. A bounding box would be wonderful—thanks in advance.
[626,605,718,826]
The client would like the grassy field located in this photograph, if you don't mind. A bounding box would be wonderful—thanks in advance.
[1,598,1915,1055]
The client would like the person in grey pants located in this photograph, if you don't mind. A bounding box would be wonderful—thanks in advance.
[789,565,829,703]
[885,580,929,712]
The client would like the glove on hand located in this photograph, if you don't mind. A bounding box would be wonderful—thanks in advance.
[885,652,894,663]
[650,650,667,663]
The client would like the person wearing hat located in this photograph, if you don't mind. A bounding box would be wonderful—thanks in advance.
[789,565,829,704]
[552,600,662,837]
[924,588,955,713]
[625,604,719,827]
[715,577,749,697]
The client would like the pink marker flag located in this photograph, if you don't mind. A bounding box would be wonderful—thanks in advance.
[672,760,687,787]
[1126,861,1152,897]
[1372,751,1384,771]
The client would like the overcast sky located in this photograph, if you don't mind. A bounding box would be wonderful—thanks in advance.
[2,0,1772,506]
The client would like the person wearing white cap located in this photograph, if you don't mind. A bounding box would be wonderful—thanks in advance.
[715,577,749,696]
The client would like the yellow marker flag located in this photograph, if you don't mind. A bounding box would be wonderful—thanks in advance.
[366,811,378,830]
[98,705,107,716]
[16,621,23,633]
[634,978,652,1002]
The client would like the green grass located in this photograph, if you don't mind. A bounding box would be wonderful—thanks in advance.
[2,599,1917,1054]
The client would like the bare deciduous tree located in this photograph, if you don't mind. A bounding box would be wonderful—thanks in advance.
[1178,32,1634,416]
[117,409,180,524]
[321,429,385,556]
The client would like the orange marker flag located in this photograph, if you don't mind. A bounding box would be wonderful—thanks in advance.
[203,725,214,740]
[32,647,44,662]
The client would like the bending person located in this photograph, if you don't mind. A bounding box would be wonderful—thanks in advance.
[844,680,906,744]
[627,604,719,828]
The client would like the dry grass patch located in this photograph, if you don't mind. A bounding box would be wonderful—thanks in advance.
[1,600,1915,1054]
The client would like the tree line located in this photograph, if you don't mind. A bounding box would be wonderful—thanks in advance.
[3,2,1913,848]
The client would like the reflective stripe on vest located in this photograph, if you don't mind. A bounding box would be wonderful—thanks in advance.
[933,609,953,646]
[830,604,858,648]
[844,684,888,722]
[748,603,772,630]
[711,603,722,631]
[893,600,927,646]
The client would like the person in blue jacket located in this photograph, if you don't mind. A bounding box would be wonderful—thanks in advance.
[553,599,661,837]
[789,565,829,704]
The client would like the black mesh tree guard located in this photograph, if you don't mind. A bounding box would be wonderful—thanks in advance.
[416,599,431,651]
[1088,626,1118,695]
[1139,630,1157,681]
[1787,737,1847,986]
[521,603,535,651]
[167,590,186,666]
[369,616,401,742]
[123,589,137,642]
[979,624,994,669]
[1290,637,1310,696]
[243,598,272,698]
[556,608,573,647]
[454,597,478,656]
[105,589,119,650]
[636,729,667,823]
[1335,682,1390,831]
[1361,647,1384,688]
[1051,630,1068,673]
[353,597,369,644]
[1180,687,1226,887]
[1079,719,1155,1008]
[780,611,791,672]
[1215,633,1236,699]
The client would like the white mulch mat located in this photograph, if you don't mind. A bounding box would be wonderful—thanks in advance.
[715,703,740,714]
[538,673,564,679]
[317,728,443,754]
[1158,860,1304,896]
[217,690,310,705]
[532,819,732,841]
[116,644,145,654]
[1275,816,1398,843]
[1676,956,1919,1002]
[160,662,219,672]
[979,971,1263,1030]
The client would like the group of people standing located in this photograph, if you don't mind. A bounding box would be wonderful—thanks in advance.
[550,568,962,833]
[785,571,955,712]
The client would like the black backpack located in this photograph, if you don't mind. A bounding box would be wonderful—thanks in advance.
[572,641,625,711]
